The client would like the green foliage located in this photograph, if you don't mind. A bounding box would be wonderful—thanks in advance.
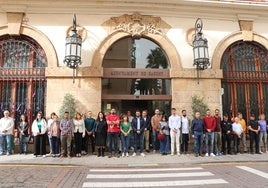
[191,95,208,118]
[59,93,76,120]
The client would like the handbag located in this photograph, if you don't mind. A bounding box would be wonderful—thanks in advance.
[157,132,166,141]
[21,136,30,143]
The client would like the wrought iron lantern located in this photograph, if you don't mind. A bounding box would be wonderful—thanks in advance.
[64,14,82,83]
[193,18,210,84]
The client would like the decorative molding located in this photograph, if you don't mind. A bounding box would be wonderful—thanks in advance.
[102,12,171,38]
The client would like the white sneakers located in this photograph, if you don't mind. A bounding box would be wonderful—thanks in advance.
[132,152,145,157]
[126,152,129,157]
[122,153,125,157]
[205,153,215,157]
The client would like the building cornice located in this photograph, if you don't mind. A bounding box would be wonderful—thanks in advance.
[0,0,268,22]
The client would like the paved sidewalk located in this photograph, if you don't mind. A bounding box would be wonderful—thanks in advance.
[0,152,267,167]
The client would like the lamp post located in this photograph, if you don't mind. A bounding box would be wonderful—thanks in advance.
[64,14,82,83]
[193,18,210,84]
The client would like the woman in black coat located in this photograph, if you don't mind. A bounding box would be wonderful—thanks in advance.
[93,112,107,157]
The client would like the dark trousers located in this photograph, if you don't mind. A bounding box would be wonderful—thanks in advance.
[194,131,203,155]
[34,134,46,156]
[108,132,118,153]
[134,132,144,153]
[181,133,189,153]
[250,132,259,153]
[51,136,60,154]
[74,132,83,154]
[233,135,240,154]
[82,133,95,153]
[222,133,232,154]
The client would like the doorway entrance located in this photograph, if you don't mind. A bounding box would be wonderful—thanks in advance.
[102,100,171,117]
[101,37,171,115]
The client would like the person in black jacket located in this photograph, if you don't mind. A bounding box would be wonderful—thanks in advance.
[131,110,146,157]
[248,114,261,154]
[221,114,233,155]
[191,112,205,157]
[93,112,107,157]
[142,110,151,153]
[17,114,30,154]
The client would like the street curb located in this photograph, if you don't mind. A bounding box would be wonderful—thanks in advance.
[1,160,267,168]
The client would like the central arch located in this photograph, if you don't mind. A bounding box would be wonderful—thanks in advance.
[91,13,183,114]
[92,32,182,71]
[101,36,172,115]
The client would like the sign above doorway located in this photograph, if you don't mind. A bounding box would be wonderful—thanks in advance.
[103,68,169,79]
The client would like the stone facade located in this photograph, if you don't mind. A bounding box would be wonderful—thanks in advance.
[0,0,268,117]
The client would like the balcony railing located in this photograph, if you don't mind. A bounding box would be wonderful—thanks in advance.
[0,67,46,80]
[222,70,268,82]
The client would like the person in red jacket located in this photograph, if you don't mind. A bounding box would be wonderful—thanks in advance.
[106,108,120,158]
[203,109,216,157]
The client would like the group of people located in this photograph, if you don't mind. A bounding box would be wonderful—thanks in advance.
[0,107,267,159]
[192,109,268,157]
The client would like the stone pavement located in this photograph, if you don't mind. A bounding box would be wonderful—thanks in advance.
[0,152,267,167]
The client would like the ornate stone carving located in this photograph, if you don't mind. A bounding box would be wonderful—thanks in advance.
[186,28,195,46]
[66,25,87,42]
[102,12,171,38]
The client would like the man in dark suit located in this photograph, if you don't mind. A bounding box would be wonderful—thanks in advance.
[142,110,151,153]
[132,110,146,157]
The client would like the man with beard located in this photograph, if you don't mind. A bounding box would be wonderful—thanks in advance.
[106,108,120,158]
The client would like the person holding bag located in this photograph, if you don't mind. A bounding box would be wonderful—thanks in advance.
[159,115,169,155]
[17,114,30,154]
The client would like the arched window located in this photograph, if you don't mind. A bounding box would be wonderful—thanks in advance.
[221,40,268,120]
[0,34,47,123]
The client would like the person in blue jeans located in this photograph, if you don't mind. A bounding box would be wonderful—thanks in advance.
[203,109,216,157]
[106,108,120,158]
[132,110,146,157]
[0,110,14,156]
[159,116,169,155]
[191,112,205,157]
[120,114,131,157]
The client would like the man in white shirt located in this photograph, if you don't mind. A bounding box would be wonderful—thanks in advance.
[181,110,191,154]
[232,117,243,155]
[168,108,181,156]
[0,110,14,156]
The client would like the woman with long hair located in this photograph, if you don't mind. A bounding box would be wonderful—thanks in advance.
[49,114,61,157]
[120,114,131,157]
[32,112,47,157]
[158,115,169,155]
[93,112,107,157]
[73,112,85,157]
[18,114,30,154]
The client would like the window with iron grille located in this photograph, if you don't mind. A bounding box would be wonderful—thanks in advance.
[221,40,268,120]
[0,34,47,125]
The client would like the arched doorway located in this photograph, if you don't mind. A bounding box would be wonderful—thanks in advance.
[221,40,268,120]
[0,34,47,123]
[102,37,171,115]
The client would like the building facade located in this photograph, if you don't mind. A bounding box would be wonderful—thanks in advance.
[0,0,268,122]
